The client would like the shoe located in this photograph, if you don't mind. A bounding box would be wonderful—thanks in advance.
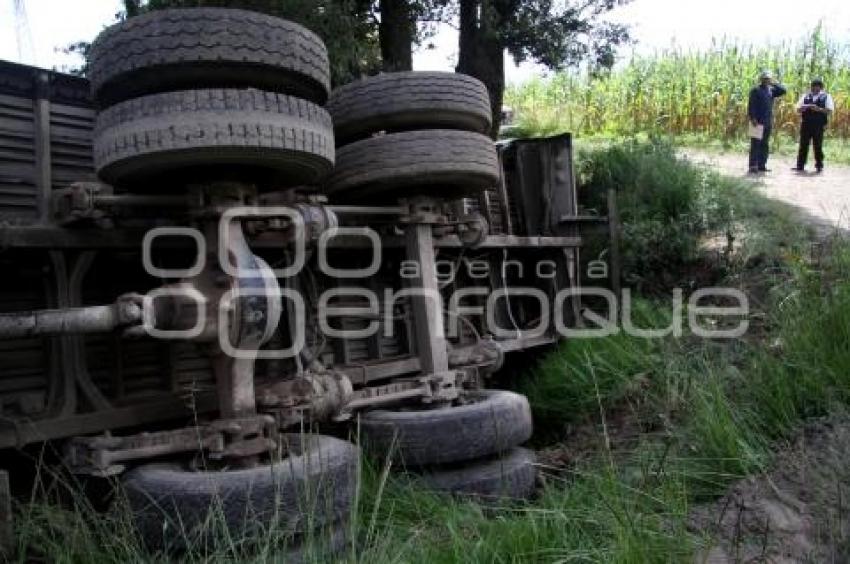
[791,167,804,172]
[816,167,823,174]
[748,168,759,175]
[758,168,770,173]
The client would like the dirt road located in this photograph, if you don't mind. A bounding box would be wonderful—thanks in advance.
[685,151,850,232]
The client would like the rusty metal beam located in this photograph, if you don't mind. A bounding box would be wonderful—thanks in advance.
[0,305,120,338]
[339,356,421,384]
[0,335,554,449]
[0,301,141,340]
[0,227,153,248]
[405,223,449,376]
[0,394,216,449]
[212,356,258,419]
[327,205,406,216]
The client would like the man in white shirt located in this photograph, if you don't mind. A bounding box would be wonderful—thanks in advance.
[793,78,835,173]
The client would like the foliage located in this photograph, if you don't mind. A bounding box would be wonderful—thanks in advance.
[576,140,743,287]
[500,0,631,72]
[506,25,850,143]
[59,41,91,76]
[520,143,850,505]
[522,241,850,487]
[378,0,455,67]
[458,0,631,138]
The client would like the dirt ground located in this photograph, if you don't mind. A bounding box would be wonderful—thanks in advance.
[691,415,850,563]
[685,151,850,233]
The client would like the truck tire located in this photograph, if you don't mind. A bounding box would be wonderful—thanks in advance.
[88,8,330,107]
[327,71,491,143]
[357,390,533,467]
[94,88,334,188]
[414,448,537,501]
[326,130,499,201]
[121,433,358,553]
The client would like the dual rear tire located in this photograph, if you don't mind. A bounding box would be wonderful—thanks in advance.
[89,10,498,202]
[121,433,358,556]
[325,71,500,202]
[358,390,538,500]
[414,447,537,500]
[89,8,334,190]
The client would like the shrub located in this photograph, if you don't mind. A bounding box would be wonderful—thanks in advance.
[576,140,743,288]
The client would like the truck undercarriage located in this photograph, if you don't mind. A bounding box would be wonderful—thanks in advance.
[0,7,594,553]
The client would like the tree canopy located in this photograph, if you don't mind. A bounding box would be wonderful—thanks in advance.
[457,0,630,136]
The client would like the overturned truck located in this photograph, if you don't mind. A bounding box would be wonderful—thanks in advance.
[0,7,584,553]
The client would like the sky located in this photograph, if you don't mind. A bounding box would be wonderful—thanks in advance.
[2,0,850,83]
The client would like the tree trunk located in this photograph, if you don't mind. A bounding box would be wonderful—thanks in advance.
[379,0,414,71]
[123,0,141,17]
[456,0,504,139]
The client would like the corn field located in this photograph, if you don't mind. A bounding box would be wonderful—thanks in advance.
[505,27,850,141]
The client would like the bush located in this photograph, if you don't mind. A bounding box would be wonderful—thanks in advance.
[577,140,743,288]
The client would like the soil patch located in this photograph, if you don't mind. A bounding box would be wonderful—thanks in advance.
[691,414,850,563]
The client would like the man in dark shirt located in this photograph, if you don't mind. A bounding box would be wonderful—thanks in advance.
[792,78,835,173]
[747,70,787,174]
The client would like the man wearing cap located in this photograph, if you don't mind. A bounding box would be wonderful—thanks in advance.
[793,78,835,173]
[748,70,787,174]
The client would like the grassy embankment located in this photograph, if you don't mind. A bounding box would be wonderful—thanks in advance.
[505,27,850,164]
[11,142,850,562]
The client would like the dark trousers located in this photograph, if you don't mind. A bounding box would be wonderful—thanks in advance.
[749,124,772,170]
[797,121,825,170]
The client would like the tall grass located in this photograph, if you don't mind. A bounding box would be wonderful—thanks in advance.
[506,26,850,144]
[12,428,700,563]
[355,465,693,563]
[522,239,850,484]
